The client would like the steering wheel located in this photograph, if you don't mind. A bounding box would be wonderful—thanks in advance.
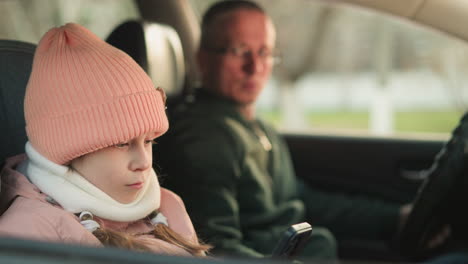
[398,112,468,259]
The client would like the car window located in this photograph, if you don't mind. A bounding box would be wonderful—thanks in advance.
[0,0,139,43]
[189,0,468,140]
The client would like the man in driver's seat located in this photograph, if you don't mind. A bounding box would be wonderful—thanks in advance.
[157,0,407,260]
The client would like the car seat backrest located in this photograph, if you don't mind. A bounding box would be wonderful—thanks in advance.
[0,40,36,164]
[106,20,186,98]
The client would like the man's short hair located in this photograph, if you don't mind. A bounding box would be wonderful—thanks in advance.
[200,0,266,49]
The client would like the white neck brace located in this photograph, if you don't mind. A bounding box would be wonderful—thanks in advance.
[25,142,160,222]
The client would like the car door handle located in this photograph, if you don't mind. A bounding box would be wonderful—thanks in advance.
[400,168,429,181]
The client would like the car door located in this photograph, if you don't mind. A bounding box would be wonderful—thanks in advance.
[285,134,444,204]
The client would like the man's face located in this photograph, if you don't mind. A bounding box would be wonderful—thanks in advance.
[198,9,276,106]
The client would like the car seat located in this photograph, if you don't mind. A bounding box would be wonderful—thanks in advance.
[106,20,186,103]
[0,40,36,165]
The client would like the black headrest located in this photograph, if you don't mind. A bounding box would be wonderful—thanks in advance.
[106,20,186,97]
[106,21,148,72]
[0,40,36,163]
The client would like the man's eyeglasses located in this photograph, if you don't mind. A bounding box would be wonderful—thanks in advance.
[204,45,281,64]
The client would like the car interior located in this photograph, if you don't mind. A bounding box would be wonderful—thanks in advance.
[0,39,35,166]
[1,0,468,263]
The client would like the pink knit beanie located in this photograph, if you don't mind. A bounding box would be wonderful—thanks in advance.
[24,23,168,164]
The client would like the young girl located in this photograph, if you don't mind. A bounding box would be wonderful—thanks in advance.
[0,23,209,257]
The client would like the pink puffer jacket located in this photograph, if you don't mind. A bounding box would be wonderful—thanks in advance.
[0,154,199,257]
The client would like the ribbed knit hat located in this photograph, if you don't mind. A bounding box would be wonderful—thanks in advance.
[24,23,168,165]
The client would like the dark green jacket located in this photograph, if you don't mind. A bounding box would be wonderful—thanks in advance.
[157,89,399,257]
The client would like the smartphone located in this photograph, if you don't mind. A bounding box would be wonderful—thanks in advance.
[271,222,313,259]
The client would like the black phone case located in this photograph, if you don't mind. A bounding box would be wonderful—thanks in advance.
[271,222,313,258]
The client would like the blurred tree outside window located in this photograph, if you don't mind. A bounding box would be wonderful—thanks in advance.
[0,0,138,43]
[189,0,468,139]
